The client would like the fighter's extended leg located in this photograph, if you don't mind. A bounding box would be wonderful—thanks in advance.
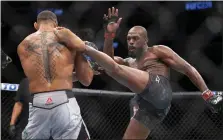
[84,46,149,94]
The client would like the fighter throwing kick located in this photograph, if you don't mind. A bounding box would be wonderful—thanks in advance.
[54,7,222,140]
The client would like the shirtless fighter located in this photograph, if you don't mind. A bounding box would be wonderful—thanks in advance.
[54,8,222,140]
[17,10,93,139]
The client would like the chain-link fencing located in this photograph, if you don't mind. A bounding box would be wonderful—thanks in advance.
[1,90,223,140]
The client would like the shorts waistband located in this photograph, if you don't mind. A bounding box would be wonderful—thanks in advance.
[30,89,75,103]
[149,72,169,80]
[31,89,73,95]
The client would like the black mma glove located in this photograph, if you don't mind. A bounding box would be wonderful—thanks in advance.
[202,90,223,113]
[84,41,104,74]
[9,125,16,137]
[103,7,122,39]
[103,14,119,33]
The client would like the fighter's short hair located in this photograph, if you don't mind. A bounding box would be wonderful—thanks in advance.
[37,10,58,25]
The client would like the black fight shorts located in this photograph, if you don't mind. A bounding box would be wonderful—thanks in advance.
[130,73,172,130]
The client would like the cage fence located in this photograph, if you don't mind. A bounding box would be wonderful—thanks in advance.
[1,89,223,140]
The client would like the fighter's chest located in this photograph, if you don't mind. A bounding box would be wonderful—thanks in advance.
[128,55,159,70]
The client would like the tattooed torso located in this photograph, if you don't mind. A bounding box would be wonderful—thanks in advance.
[18,31,75,93]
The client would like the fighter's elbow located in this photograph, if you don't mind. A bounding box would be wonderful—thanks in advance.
[81,72,93,86]
[81,78,92,86]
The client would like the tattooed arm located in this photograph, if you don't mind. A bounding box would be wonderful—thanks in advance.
[74,52,94,86]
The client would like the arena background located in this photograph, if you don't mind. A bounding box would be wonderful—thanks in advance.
[1,1,223,140]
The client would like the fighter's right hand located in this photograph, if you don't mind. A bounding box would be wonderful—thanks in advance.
[53,27,71,42]
[103,7,122,33]
[54,27,86,52]
[8,125,16,137]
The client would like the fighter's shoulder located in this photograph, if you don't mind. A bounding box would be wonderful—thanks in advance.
[150,45,174,58]
[124,57,135,64]
[151,45,173,53]
[152,45,171,50]
[18,34,35,47]
[17,34,35,53]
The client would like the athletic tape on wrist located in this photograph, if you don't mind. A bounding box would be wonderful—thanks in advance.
[202,89,210,95]
[202,90,214,100]
[104,33,116,39]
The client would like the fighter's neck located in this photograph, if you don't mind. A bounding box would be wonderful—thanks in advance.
[136,45,148,62]
[38,24,54,32]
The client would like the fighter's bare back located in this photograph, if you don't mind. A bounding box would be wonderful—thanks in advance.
[17,31,76,93]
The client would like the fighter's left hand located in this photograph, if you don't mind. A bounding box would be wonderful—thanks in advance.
[202,90,223,113]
